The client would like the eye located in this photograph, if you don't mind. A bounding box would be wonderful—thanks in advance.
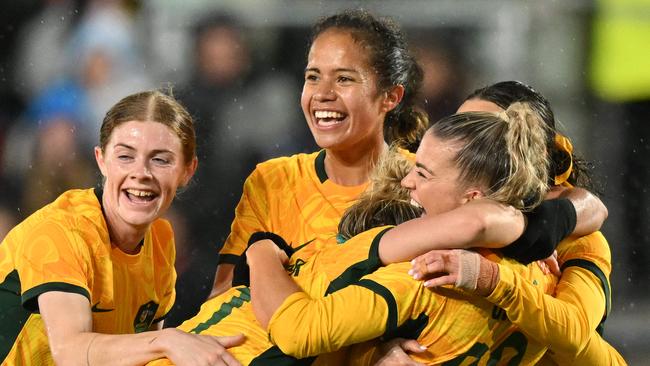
[337,75,353,83]
[117,155,133,162]
[305,72,319,82]
[152,157,170,165]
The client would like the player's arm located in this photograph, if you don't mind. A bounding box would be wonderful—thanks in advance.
[38,291,244,366]
[248,242,397,358]
[409,234,621,362]
[210,170,270,299]
[378,198,525,265]
[546,186,607,237]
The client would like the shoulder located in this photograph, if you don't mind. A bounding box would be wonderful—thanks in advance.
[246,151,321,186]
[557,231,611,274]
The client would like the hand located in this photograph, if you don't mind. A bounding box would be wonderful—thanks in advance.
[156,329,245,366]
[247,239,289,265]
[409,249,499,297]
[537,250,560,276]
[409,249,460,288]
[373,338,426,366]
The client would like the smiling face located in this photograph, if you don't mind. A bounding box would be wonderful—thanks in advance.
[401,132,482,216]
[95,120,196,232]
[301,29,396,153]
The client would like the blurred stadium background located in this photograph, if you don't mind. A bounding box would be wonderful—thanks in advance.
[1,1,648,364]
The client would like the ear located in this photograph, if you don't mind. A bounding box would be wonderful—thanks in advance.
[382,85,405,113]
[94,146,107,177]
[460,188,484,204]
[181,157,198,187]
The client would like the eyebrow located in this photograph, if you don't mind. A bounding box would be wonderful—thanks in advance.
[114,143,174,156]
[304,67,360,74]
[415,162,434,176]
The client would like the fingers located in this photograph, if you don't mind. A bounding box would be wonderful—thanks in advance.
[547,251,561,276]
[409,250,458,286]
[422,274,457,288]
[214,334,246,348]
[399,339,427,354]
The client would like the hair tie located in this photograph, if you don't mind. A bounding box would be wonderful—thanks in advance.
[554,133,573,186]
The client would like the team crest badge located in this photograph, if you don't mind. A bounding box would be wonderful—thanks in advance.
[134,301,159,333]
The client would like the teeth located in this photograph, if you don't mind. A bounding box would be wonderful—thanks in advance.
[126,189,154,197]
[314,110,344,119]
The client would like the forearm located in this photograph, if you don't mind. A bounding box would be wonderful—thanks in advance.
[268,285,390,358]
[486,265,600,355]
[67,331,169,366]
[556,187,607,237]
[247,240,301,328]
[379,199,523,264]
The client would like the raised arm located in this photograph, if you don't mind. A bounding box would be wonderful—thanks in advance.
[38,291,244,366]
[378,198,524,264]
[551,187,608,237]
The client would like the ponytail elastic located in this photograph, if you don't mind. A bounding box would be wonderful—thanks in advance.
[554,133,573,186]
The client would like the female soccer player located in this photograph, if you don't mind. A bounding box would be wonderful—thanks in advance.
[244,104,586,364]
[407,81,625,365]
[210,9,427,296]
[0,91,243,366]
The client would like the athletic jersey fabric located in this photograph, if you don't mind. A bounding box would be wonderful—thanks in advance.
[0,189,176,365]
[488,231,626,365]
[218,149,414,264]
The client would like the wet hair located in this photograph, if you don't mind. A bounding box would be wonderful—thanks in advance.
[430,103,551,211]
[99,90,196,164]
[310,9,428,149]
[338,147,422,241]
[465,81,596,191]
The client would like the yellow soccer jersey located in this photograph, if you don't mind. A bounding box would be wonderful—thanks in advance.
[219,150,368,264]
[267,250,557,365]
[487,231,625,365]
[0,189,176,365]
[145,226,392,366]
[219,149,415,264]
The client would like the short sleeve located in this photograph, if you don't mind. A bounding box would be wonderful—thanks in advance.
[15,220,91,312]
[219,168,271,263]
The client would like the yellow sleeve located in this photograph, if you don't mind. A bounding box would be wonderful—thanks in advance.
[267,284,391,358]
[219,168,271,263]
[487,265,596,356]
[486,232,620,361]
[15,219,91,311]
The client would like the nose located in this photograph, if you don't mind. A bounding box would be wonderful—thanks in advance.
[401,168,415,190]
[131,159,153,180]
[314,79,336,101]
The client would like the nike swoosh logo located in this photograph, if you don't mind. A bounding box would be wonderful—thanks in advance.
[293,238,316,253]
[91,302,114,313]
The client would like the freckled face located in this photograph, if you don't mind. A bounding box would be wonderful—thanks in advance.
[95,121,194,230]
[301,29,391,152]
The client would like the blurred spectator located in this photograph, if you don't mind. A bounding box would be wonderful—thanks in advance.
[589,0,650,289]
[13,0,85,100]
[413,39,466,124]
[167,12,307,326]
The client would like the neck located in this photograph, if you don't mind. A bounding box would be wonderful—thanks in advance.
[102,199,147,255]
[325,141,388,186]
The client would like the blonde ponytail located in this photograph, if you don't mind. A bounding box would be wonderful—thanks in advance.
[491,102,550,210]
